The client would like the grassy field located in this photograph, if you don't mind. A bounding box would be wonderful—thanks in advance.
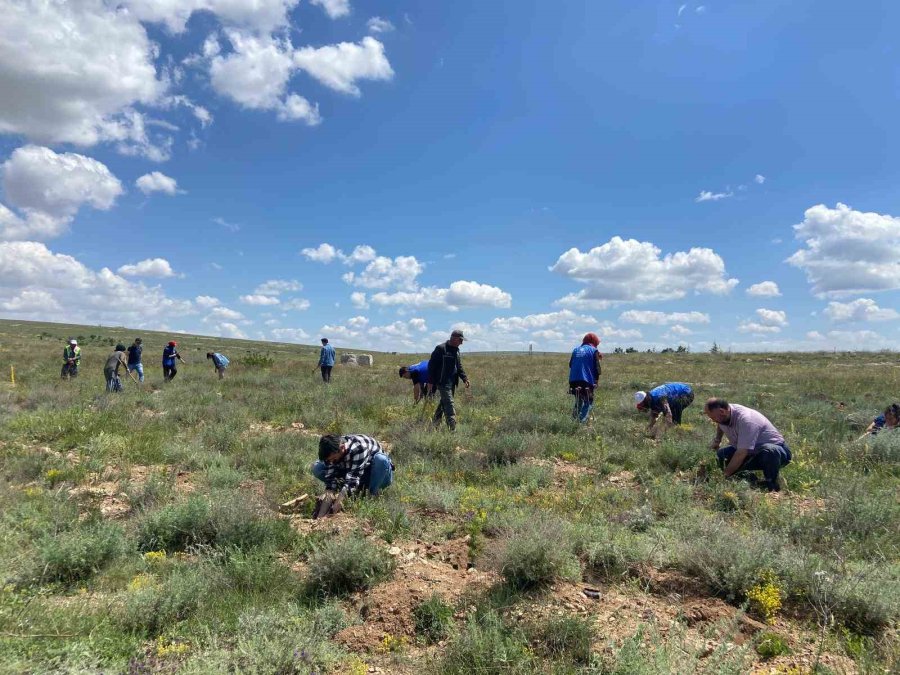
[0,319,897,674]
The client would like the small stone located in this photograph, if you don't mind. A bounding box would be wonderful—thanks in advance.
[388,546,401,556]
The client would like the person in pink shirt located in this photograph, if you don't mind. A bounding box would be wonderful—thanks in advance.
[704,397,792,492]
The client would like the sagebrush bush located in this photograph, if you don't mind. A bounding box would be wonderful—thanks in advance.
[755,631,790,658]
[306,536,393,596]
[136,494,291,553]
[121,562,215,634]
[497,517,580,589]
[34,521,126,584]
[484,434,527,466]
[413,593,455,643]
[437,611,533,674]
[527,614,594,665]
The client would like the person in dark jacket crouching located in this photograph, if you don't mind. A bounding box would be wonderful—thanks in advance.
[427,329,470,431]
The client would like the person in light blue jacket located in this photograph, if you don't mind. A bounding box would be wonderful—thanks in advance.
[207,352,229,379]
[635,382,695,435]
[317,338,336,383]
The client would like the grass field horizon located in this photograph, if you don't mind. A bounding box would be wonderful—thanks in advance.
[0,318,897,674]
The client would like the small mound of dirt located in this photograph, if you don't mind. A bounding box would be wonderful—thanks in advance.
[334,538,497,653]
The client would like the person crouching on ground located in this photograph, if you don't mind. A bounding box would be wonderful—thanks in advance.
[207,351,229,379]
[61,338,81,379]
[704,397,791,492]
[311,434,394,514]
[428,329,470,431]
[162,341,184,381]
[399,360,435,404]
[104,344,129,392]
[634,382,694,436]
[568,332,602,423]
[864,403,899,437]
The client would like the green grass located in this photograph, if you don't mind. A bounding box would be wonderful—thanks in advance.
[0,318,897,672]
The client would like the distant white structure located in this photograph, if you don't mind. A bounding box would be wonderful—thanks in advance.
[357,354,374,366]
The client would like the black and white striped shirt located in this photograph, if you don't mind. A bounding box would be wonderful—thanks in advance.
[321,434,384,492]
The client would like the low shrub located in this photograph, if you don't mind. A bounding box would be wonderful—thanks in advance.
[755,631,790,659]
[484,435,527,466]
[306,536,393,596]
[242,351,275,368]
[527,614,594,664]
[121,563,216,634]
[35,521,126,584]
[437,611,533,674]
[413,593,455,643]
[497,517,580,590]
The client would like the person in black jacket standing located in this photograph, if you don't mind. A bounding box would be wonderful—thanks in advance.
[427,329,470,431]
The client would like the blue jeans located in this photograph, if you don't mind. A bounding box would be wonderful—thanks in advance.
[128,363,144,382]
[717,443,791,490]
[311,453,393,496]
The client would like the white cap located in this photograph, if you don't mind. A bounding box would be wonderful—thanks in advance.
[69,339,77,345]
[634,391,647,405]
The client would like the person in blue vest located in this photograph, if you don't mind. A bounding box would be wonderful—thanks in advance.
[317,338,336,382]
[207,351,229,379]
[126,337,144,383]
[863,403,899,437]
[399,360,434,403]
[568,332,602,423]
[162,341,184,381]
[634,382,695,436]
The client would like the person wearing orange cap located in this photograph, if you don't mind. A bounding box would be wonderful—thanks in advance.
[568,333,602,423]
[162,340,185,381]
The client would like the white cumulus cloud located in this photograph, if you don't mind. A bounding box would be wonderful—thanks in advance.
[746,281,781,297]
[823,298,899,323]
[342,255,423,290]
[367,17,394,34]
[738,308,788,334]
[294,37,393,96]
[301,243,339,263]
[696,190,732,202]
[787,203,900,296]
[254,279,303,295]
[551,236,737,309]
[135,172,180,196]
[117,258,177,278]
[311,0,351,19]
[195,295,220,308]
[1,145,123,240]
[240,294,281,306]
[371,281,512,311]
[618,310,710,325]
[281,298,311,311]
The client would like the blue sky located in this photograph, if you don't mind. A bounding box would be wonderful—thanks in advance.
[1,0,898,352]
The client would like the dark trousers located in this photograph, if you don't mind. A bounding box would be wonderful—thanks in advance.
[163,366,177,381]
[61,363,78,379]
[105,369,123,392]
[320,365,332,382]
[433,383,457,430]
[717,443,791,490]
[669,391,694,424]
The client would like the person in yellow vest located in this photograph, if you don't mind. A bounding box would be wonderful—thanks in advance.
[61,338,81,379]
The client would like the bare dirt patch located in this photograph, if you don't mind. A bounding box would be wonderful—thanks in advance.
[334,538,498,654]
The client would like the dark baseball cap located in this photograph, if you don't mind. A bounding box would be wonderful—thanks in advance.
[451,329,466,341]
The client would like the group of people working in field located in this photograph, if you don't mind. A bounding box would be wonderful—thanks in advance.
[60,337,229,391]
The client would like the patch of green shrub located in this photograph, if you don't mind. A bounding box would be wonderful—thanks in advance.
[755,631,790,658]
[306,536,393,596]
[484,435,527,466]
[497,517,580,589]
[242,351,275,368]
[527,614,594,664]
[437,611,533,674]
[34,521,126,584]
[121,562,215,634]
[413,593,455,643]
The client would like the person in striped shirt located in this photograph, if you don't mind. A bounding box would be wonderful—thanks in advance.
[312,434,394,498]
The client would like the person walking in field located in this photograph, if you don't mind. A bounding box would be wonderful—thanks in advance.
[428,329,470,431]
[863,403,899,437]
[207,351,229,379]
[704,397,791,492]
[317,338,335,383]
[568,332,602,423]
[61,338,81,379]
[104,344,130,392]
[635,382,694,436]
[127,338,144,383]
[310,433,394,518]
[162,341,184,381]
[399,360,434,403]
